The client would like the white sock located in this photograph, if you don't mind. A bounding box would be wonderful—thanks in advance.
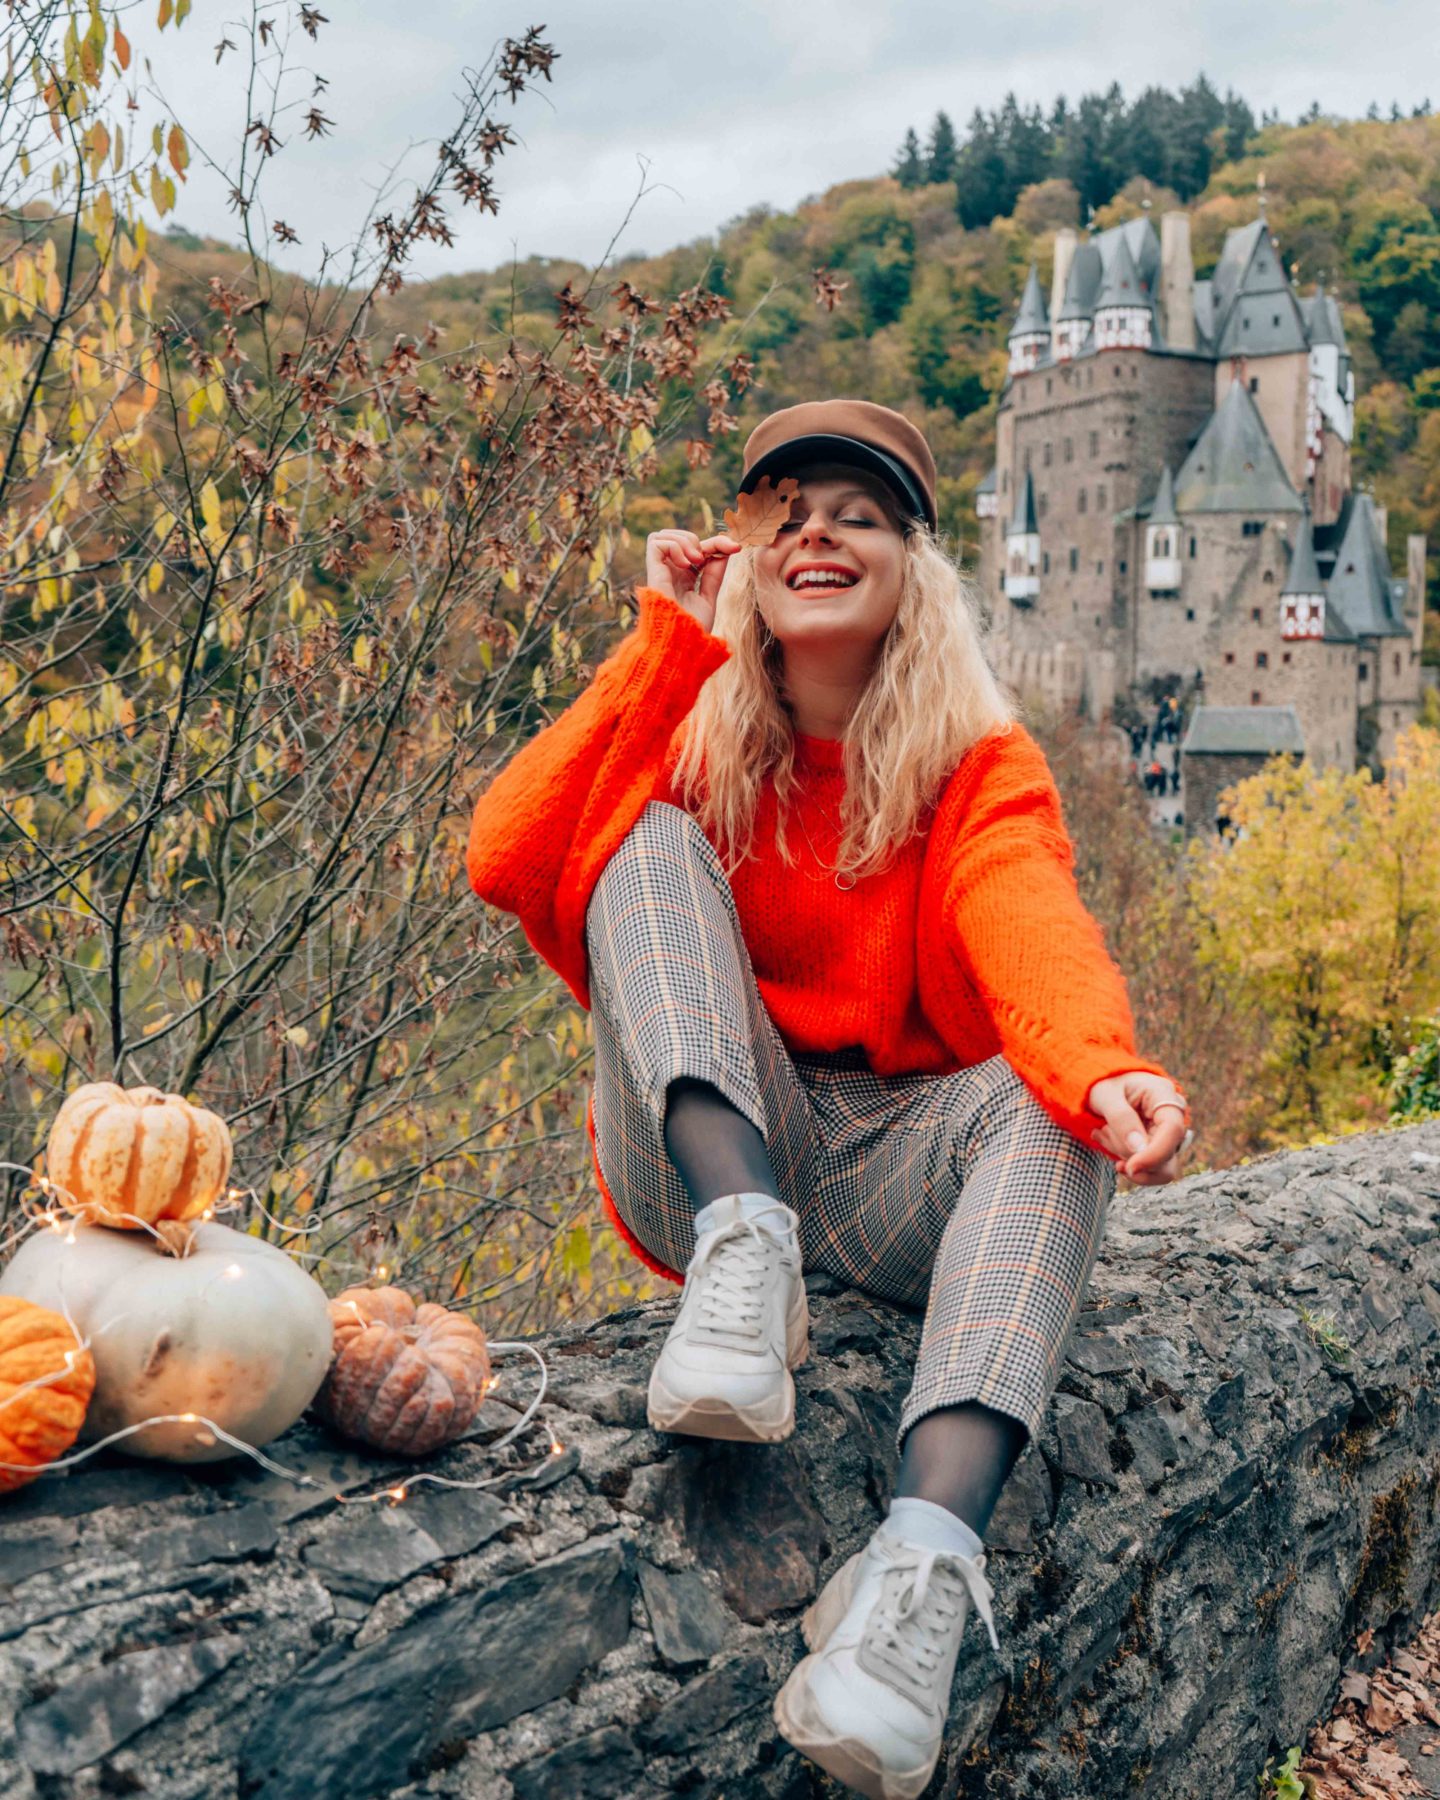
[693,1192,794,1238]
[885,1495,984,1562]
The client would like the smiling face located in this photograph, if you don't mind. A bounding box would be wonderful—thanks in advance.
[752,466,908,660]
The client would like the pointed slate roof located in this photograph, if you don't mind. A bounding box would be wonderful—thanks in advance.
[1008,468,1039,536]
[1146,464,1179,525]
[1211,216,1308,356]
[1282,506,1324,596]
[1173,378,1303,514]
[1009,264,1049,339]
[1300,281,1345,349]
[976,465,996,497]
[1094,231,1152,313]
[1325,492,1410,638]
[1057,242,1103,320]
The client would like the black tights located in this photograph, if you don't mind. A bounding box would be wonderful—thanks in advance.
[662,1076,780,1212]
[659,1076,1026,1536]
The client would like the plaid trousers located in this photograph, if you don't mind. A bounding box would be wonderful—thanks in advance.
[585,801,1114,1450]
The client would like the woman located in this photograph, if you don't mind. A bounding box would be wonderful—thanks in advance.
[467,398,1188,1800]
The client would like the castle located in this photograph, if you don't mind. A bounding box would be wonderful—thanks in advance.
[974,207,1428,775]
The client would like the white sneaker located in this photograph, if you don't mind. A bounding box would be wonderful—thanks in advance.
[645,1194,808,1443]
[773,1525,1001,1800]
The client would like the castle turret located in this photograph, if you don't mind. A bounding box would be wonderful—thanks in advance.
[1160,210,1196,352]
[1053,243,1100,362]
[1144,465,1182,594]
[1005,469,1040,602]
[1007,265,1050,377]
[1092,233,1152,351]
[1280,503,1326,640]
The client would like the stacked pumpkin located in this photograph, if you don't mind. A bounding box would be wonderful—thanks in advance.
[0,1082,493,1486]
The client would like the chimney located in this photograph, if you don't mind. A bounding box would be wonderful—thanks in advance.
[1160,211,1196,352]
[1050,228,1078,324]
[1408,533,1429,656]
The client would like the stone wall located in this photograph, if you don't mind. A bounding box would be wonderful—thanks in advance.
[4,1120,1440,1800]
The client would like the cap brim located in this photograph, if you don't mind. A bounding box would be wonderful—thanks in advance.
[739,434,934,533]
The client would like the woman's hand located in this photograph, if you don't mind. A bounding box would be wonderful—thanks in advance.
[644,528,740,634]
[1086,1072,1190,1186]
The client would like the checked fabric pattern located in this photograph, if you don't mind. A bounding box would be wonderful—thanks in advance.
[585,801,1114,1450]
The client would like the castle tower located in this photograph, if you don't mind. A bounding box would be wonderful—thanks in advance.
[1092,233,1153,352]
[1007,265,1051,377]
[1144,465,1182,594]
[1159,211,1196,352]
[1280,503,1326,640]
[1005,469,1040,602]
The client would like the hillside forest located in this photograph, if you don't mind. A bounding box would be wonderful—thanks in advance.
[3,7,1439,1334]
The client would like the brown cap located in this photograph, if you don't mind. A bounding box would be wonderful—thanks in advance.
[738,398,937,533]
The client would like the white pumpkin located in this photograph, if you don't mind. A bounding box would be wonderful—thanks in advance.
[0,1220,332,1463]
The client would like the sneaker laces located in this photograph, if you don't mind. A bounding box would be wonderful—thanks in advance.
[686,1205,796,1338]
[867,1544,1001,1695]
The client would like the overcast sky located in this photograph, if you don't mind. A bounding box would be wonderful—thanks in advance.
[137,0,1438,281]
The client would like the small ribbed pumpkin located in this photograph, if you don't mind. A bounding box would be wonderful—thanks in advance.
[0,1294,97,1493]
[315,1286,491,1455]
[44,1081,232,1230]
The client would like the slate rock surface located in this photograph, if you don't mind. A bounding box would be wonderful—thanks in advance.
[1,1122,1439,1800]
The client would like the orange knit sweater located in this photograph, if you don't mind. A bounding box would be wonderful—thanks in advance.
[467,586,1171,1272]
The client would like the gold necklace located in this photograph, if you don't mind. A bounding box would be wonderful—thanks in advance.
[793,779,857,890]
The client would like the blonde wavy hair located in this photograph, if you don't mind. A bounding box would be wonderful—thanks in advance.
[668,501,1014,883]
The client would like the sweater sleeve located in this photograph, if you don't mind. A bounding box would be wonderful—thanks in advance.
[466,586,731,1007]
[938,725,1173,1145]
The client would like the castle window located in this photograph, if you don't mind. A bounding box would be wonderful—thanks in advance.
[1069,547,1079,571]
[1079,488,1088,513]
[1256,651,1269,669]
[1043,442,1053,466]
[1395,653,1402,676]
[1113,364,1122,378]
[1242,521,1264,537]
[1064,438,1073,462]
[1263,569,1274,583]
[1119,559,1127,574]
[1001,469,1009,492]
[1189,536,1197,557]
[1045,378,1052,395]
[1043,552,1050,573]
[1251,608,1262,623]
[1282,651,1292,664]
[1097,560,1105,574]
[1251,690,1262,704]
[1249,377,1259,393]
[1224,652,1236,664]
[1097,484,1107,509]
[1039,493,1049,516]
[1089,431,1099,457]
[1186,608,1195,621]
[1360,662,1368,679]
[1023,448,1032,472]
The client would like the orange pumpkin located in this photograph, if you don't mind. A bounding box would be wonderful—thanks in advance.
[43,1081,233,1230]
[315,1286,491,1455]
[0,1294,97,1493]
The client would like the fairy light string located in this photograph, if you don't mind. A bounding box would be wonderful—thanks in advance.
[0,1163,566,1504]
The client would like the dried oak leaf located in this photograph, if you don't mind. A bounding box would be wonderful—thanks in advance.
[722,475,801,548]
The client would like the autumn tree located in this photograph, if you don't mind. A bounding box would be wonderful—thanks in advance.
[1187,728,1440,1143]
[0,3,769,1331]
